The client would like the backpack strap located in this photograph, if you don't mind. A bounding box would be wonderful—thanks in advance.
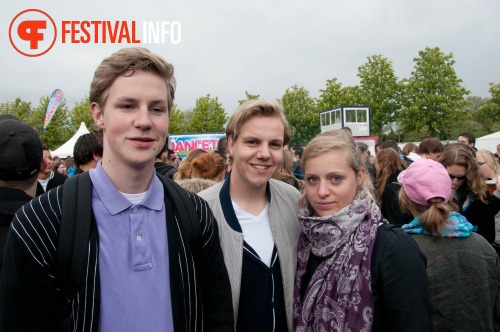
[57,172,93,327]
[157,175,202,260]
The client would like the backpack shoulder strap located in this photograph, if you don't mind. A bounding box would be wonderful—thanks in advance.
[157,175,202,259]
[57,172,93,318]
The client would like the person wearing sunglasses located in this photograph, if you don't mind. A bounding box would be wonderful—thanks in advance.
[438,143,500,244]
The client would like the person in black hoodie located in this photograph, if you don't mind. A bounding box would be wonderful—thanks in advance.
[0,115,43,274]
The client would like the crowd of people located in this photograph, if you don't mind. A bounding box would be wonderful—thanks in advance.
[0,47,500,331]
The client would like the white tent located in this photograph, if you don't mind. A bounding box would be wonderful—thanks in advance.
[476,131,500,153]
[51,122,90,158]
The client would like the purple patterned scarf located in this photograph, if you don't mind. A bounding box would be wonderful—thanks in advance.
[294,190,381,332]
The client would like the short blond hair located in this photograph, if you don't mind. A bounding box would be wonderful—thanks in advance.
[225,100,291,146]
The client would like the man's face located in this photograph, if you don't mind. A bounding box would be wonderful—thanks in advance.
[91,70,169,171]
[457,136,473,148]
[228,115,284,191]
[42,150,53,175]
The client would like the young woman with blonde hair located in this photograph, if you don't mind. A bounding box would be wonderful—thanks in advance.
[294,129,430,331]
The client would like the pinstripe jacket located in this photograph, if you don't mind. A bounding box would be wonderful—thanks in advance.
[0,177,234,332]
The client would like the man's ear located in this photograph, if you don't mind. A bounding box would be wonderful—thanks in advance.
[91,102,104,129]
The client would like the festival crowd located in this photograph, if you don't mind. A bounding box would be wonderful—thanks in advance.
[0,47,500,332]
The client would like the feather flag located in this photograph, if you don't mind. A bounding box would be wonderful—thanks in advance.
[42,89,64,134]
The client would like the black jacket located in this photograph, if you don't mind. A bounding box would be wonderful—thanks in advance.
[380,172,413,225]
[0,179,234,332]
[154,162,177,179]
[0,187,34,274]
[455,187,500,243]
[36,171,67,196]
[303,223,431,332]
[371,223,431,331]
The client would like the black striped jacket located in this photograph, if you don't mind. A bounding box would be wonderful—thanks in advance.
[0,180,234,332]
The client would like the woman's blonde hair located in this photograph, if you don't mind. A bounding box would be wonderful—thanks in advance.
[298,130,374,206]
[476,149,500,181]
[272,150,298,187]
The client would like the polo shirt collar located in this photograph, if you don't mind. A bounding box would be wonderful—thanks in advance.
[89,161,163,215]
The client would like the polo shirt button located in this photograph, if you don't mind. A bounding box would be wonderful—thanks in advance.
[137,235,142,241]
[132,207,137,213]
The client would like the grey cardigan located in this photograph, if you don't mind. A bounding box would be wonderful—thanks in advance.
[198,178,301,331]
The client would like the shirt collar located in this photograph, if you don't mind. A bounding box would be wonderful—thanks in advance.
[89,161,163,215]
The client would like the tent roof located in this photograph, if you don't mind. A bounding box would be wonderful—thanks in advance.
[477,131,500,140]
[476,130,500,153]
[51,122,90,158]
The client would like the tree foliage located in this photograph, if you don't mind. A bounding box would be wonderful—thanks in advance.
[357,55,401,137]
[279,85,319,146]
[317,78,360,112]
[168,104,187,134]
[35,96,73,149]
[478,82,500,130]
[238,91,260,105]
[70,96,93,130]
[0,98,33,123]
[186,94,227,133]
[399,47,469,138]
[1,46,498,146]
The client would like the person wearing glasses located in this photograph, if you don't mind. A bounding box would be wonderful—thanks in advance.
[438,143,500,244]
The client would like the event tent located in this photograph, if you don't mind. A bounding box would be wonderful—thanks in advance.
[51,122,90,158]
[476,131,500,153]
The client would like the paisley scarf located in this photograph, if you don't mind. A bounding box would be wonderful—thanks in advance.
[294,191,381,332]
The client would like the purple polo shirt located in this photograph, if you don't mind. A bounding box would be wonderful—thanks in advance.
[89,162,174,332]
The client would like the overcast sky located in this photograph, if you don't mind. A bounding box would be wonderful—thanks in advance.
[2,0,499,116]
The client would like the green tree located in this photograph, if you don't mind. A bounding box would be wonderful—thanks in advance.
[238,91,260,105]
[70,96,93,131]
[357,55,401,137]
[168,104,187,134]
[279,85,319,146]
[33,96,72,149]
[478,82,500,131]
[399,47,469,138]
[317,78,361,112]
[186,94,227,133]
[0,98,33,123]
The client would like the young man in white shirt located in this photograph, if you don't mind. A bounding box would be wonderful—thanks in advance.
[199,100,301,331]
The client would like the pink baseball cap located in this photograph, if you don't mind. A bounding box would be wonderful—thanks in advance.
[397,158,452,206]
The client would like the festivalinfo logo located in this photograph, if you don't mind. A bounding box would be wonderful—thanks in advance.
[9,9,182,57]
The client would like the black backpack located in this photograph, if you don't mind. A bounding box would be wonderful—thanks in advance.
[56,172,201,330]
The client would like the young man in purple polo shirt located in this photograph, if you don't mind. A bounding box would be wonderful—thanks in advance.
[0,47,233,332]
